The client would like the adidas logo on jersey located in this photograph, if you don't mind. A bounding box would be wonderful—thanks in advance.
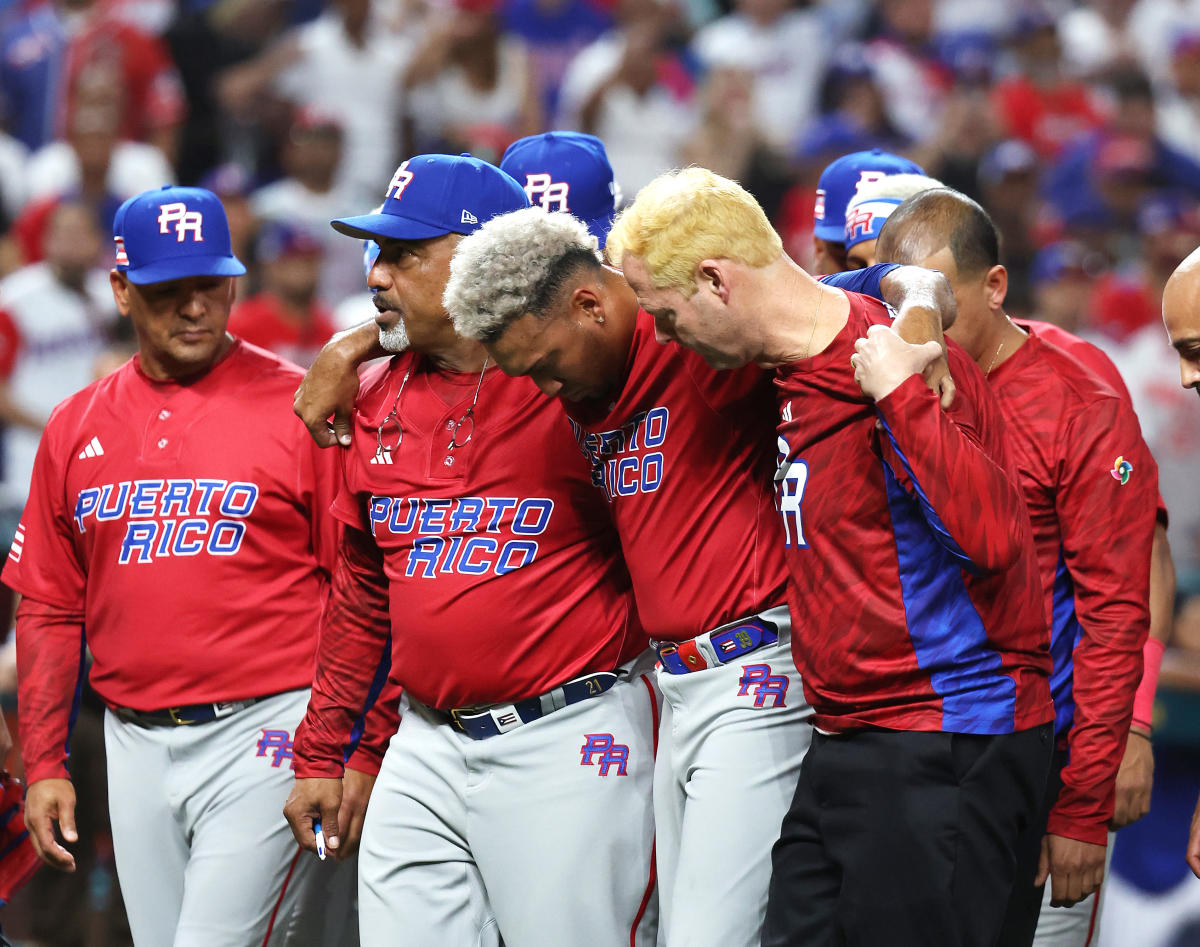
[7,521,24,563]
[370,447,393,465]
[78,436,104,460]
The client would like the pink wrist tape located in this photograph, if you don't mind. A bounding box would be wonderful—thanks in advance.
[1133,637,1166,731]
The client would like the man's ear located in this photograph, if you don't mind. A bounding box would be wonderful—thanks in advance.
[572,279,612,325]
[696,259,730,303]
[109,270,132,318]
[984,264,1008,310]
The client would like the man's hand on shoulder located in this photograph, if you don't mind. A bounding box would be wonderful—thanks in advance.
[294,323,383,448]
[850,324,944,402]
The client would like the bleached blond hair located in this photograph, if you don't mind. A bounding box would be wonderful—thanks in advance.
[444,207,602,343]
[606,167,782,297]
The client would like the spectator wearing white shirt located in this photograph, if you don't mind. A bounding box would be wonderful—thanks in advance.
[251,108,365,307]
[0,200,116,541]
[691,0,833,152]
[557,0,695,197]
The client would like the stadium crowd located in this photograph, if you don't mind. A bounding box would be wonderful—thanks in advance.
[1,0,1200,944]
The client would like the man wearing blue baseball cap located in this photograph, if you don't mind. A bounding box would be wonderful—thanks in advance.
[10,184,362,944]
[812,148,925,275]
[500,131,619,246]
[284,154,659,946]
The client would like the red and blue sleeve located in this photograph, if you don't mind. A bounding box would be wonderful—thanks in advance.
[14,598,86,785]
[293,521,394,779]
[1046,398,1158,845]
[3,424,90,785]
[873,369,1027,575]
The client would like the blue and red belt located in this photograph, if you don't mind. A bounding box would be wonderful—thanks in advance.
[655,614,780,675]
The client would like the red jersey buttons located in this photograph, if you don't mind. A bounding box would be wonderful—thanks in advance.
[159,409,171,420]
[157,438,168,449]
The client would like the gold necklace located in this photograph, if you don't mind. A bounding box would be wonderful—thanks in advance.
[802,288,824,360]
[985,339,1005,375]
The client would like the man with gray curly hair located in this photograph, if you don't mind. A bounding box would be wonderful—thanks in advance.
[444,203,958,947]
[445,207,604,349]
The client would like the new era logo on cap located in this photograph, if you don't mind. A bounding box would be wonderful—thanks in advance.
[113,185,245,285]
[331,154,529,244]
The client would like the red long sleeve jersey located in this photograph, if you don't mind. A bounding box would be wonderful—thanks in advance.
[564,311,786,639]
[988,331,1157,844]
[775,292,1053,735]
[3,342,339,783]
[1021,319,1168,528]
[295,354,643,775]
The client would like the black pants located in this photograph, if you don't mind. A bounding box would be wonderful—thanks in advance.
[762,724,1053,947]
[995,747,1069,946]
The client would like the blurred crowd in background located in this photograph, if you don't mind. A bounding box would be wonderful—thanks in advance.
[1,0,1200,943]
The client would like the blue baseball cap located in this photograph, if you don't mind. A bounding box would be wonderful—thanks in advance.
[814,149,925,243]
[331,153,529,242]
[500,131,618,246]
[113,185,246,285]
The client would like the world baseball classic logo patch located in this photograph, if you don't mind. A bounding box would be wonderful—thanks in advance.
[1110,455,1133,485]
[737,664,789,708]
[256,729,295,769]
[580,733,629,776]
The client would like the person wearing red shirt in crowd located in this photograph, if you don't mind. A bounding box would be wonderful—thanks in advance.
[0,0,184,158]
[3,185,359,945]
[282,155,658,947]
[608,167,1054,947]
[228,221,339,369]
[991,10,1104,160]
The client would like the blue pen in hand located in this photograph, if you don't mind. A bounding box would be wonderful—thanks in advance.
[313,818,327,861]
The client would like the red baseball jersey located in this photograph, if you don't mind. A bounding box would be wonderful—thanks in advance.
[296,353,642,776]
[564,311,786,639]
[989,331,1158,844]
[1020,318,1168,527]
[775,292,1053,735]
[4,341,339,783]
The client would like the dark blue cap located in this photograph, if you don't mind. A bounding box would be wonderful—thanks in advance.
[500,131,618,246]
[113,185,246,285]
[813,149,925,243]
[331,153,529,242]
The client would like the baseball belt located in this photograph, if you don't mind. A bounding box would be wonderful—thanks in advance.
[115,697,264,728]
[654,610,781,675]
[426,670,620,740]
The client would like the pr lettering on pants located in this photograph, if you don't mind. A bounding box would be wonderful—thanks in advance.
[579,734,629,775]
[256,729,295,769]
[737,664,789,708]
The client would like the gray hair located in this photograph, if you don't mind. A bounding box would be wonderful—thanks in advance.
[444,207,602,343]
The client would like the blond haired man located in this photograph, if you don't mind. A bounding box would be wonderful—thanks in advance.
[608,168,1055,947]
